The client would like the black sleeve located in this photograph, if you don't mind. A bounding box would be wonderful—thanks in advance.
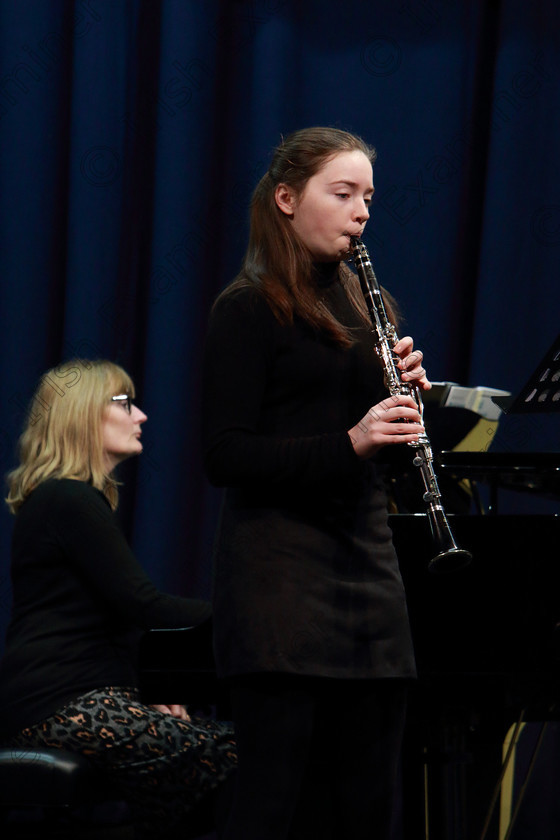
[201,290,363,488]
[49,481,211,629]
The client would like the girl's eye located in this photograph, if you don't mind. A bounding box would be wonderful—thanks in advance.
[336,193,349,200]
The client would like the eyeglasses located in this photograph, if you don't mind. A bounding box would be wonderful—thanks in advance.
[111,394,132,414]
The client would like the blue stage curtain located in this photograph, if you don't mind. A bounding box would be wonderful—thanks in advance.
[0,0,558,628]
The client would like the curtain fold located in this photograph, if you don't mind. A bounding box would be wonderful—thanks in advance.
[0,0,558,618]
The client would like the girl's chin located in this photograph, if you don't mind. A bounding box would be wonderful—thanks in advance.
[312,247,349,262]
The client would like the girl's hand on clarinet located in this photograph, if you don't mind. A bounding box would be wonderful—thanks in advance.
[348,394,425,459]
[393,336,432,391]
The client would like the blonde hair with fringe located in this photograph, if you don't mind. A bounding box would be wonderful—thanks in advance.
[5,359,135,514]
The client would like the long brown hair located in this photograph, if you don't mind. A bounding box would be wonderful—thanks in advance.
[220,126,398,345]
[5,359,135,514]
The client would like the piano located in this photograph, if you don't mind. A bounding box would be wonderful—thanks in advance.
[138,618,219,710]
[391,450,560,840]
[138,453,560,840]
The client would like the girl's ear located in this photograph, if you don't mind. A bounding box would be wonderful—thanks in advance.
[275,183,297,216]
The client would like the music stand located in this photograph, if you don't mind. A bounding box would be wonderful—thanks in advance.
[491,333,560,414]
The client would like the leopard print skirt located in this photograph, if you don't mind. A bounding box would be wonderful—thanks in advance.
[7,686,237,837]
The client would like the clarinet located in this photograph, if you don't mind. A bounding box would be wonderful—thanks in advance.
[350,236,472,574]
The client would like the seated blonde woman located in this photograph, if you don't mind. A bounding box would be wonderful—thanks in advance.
[0,359,236,839]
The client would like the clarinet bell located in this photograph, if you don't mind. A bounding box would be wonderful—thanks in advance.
[428,546,472,575]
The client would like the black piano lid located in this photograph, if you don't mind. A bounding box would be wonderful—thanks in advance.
[438,451,560,471]
[437,451,560,497]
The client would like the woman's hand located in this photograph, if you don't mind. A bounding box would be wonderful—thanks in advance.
[348,394,424,459]
[393,336,431,391]
[150,704,191,721]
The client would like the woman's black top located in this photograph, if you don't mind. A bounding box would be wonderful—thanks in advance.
[0,478,211,740]
[202,268,416,681]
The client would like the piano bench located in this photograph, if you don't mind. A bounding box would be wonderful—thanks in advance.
[0,747,131,837]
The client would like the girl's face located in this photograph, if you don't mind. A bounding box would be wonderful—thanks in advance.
[275,150,374,262]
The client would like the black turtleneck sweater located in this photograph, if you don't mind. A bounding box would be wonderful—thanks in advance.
[202,265,416,681]
[0,479,211,740]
